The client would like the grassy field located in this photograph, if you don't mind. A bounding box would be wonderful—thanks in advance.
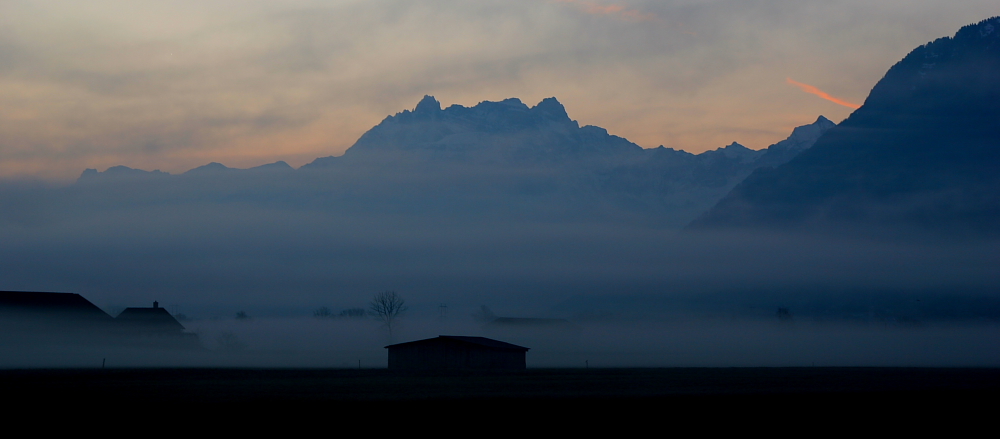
[5,367,998,422]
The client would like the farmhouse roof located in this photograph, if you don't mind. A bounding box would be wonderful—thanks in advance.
[116,303,185,331]
[490,317,571,325]
[385,335,529,351]
[0,290,113,319]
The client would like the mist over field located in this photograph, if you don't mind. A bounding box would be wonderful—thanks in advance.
[3,173,999,368]
[6,315,1000,368]
[3,103,1000,367]
[3,172,998,318]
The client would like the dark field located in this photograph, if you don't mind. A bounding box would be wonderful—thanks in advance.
[5,367,998,425]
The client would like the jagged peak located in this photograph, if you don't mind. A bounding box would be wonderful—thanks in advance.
[911,16,999,51]
[531,97,569,121]
[250,161,293,171]
[413,95,441,114]
[651,145,694,157]
[102,165,168,175]
[403,96,573,122]
[699,141,761,161]
[815,115,834,125]
[786,116,836,139]
[967,16,999,37]
[105,165,139,173]
[184,162,231,174]
[470,97,530,112]
[579,125,609,135]
[500,97,524,106]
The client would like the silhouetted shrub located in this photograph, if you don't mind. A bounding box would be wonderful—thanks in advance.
[339,308,367,318]
[777,307,793,322]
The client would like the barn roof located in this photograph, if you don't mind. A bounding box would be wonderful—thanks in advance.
[385,335,529,351]
[0,290,113,319]
[490,317,571,326]
[116,306,185,331]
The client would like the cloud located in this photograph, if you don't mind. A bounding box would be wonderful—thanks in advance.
[552,0,659,23]
[786,77,861,109]
[3,1,998,179]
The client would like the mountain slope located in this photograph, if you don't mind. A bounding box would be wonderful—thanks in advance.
[690,17,1000,236]
[293,96,834,226]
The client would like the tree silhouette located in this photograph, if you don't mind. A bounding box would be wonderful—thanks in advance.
[217,331,246,351]
[369,291,407,338]
[339,308,366,318]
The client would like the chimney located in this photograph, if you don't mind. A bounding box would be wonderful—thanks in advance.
[153,301,159,309]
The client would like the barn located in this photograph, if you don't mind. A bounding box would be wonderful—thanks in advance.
[385,336,529,370]
[0,290,117,343]
[114,301,201,349]
[0,291,199,349]
[116,301,187,334]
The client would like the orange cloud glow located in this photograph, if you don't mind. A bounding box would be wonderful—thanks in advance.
[553,0,658,22]
[786,78,861,109]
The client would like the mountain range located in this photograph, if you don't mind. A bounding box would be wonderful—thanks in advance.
[3,17,1000,321]
[76,96,834,228]
[46,17,1000,237]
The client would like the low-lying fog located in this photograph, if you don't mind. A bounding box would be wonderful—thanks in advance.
[4,315,999,368]
[2,173,998,368]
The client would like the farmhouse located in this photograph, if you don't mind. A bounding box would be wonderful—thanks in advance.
[116,301,186,334]
[385,335,529,370]
[0,291,199,348]
[114,301,201,348]
[0,291,117,344]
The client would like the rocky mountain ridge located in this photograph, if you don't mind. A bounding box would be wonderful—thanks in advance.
[77,96,833,227]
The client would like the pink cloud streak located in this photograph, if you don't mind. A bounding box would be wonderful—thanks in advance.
[786,78,861,109]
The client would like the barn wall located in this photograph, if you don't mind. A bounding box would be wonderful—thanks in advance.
[388,340,525,370]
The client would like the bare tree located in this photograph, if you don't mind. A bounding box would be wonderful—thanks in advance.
[369,291,407,337]
[472,305,497,324]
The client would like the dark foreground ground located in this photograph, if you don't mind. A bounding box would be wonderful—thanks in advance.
[6,367,998,429]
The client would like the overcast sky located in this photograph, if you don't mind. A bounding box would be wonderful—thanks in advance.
[1,0,996,180]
